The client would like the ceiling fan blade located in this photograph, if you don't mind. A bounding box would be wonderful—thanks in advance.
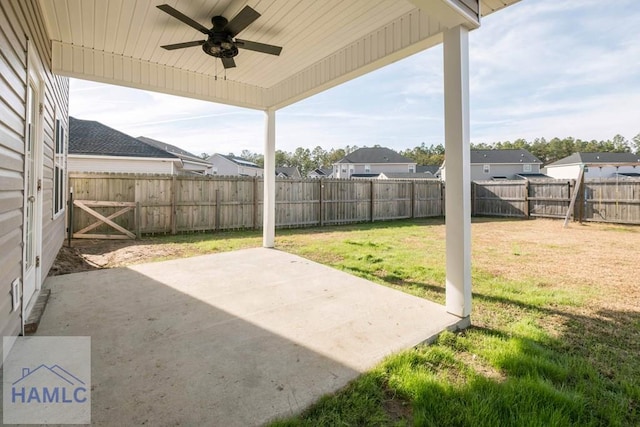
[157,4,210,35]
[235,39,282,56]
[225,6,260,37]
[221,57,236,69]
[160,40,205,50]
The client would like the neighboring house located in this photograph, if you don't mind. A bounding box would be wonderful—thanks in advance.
[417,165,441,177]
[0,3,69,337]
[137,137,212,175]
[276,166,301,178]
[441,149,543,181]
[308,168,333,179]
[417,165,442,179]
[333,147,417,179]
[207,154,264,177]
[379,172,435,180]
[68,117,184,174]
[544,152,640,179]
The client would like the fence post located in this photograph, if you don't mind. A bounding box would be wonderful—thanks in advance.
[411,180,416,218]
[170,175,177,234]
[253,176,259,230]
[215,188,221,231]
[471,182,476,216]
[370,180,375,222]
[319,178,324,226]
[135,201,141,239]
[67,187,74,247]
[524,180,530,219]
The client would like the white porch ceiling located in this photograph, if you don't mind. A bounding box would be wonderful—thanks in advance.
[38,0,518,110]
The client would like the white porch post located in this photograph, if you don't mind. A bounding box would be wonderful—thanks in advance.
[263,108,276,248]
[443,25,472,318]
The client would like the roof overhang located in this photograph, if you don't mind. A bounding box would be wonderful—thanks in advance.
[39,0,518,111]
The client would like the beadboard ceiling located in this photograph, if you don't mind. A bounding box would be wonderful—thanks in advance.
[39,0,518,109]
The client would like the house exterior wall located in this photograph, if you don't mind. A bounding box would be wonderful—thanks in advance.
[333,162,416,178]
[543,164,580,180]
[68,156,176,174]
[210,155,238,176]
[209,154,263,176]
[0,0,68,337]
[545,164,640,179]
[442,163,540,181]
[470,163,541,181]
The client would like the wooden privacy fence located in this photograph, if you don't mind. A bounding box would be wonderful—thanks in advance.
[68,173,444,237]
[473,178,640,224]
[68,174,640,238]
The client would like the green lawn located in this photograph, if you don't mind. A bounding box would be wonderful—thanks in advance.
[147,218,639,426]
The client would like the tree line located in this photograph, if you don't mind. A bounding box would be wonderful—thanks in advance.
[200,133,640,176]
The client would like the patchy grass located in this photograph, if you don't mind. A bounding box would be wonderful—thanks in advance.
[270,218,640,426]
[59,218,640,425]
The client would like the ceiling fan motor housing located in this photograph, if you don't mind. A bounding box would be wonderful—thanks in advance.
[203,33,238,58]
[203,15,238,58]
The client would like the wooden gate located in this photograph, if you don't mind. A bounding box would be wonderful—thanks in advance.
[72,200,138,239]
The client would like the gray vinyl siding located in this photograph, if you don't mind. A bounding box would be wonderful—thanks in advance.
[0,0,68,337]
[470,163,541,181]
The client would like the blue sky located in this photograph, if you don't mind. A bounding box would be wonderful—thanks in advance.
[69,0,640,157]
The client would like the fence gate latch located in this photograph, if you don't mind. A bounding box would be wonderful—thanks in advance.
[35,256,40,267]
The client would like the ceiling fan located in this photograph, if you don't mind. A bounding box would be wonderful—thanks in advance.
[157,4,282,69]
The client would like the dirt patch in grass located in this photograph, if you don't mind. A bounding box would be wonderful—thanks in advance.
[381,382,413,424]
[49,239,171,274]
[471,219,640,311]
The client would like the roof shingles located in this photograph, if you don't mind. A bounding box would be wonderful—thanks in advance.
[337,147,414,164]
[470,149,542,164]
[69,117,177,159]
[546,152,640,167]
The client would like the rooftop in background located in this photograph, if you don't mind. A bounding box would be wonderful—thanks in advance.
[380,172,435,180]
[417,165,441,175]
[337,147,415,164]
[516,173,551,180]
[209,154,261,168]
[69,117,177,159]
[276,166,301,178]
[546,152,640,167]
[137,136,206,163]
[470,149,542,165]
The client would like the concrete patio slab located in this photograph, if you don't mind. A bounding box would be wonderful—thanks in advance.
[35,248,465,426]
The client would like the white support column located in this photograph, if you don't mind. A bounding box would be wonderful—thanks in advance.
[443,25,472,318]
[263,109,276,248]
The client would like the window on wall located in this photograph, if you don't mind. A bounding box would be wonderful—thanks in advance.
[523,164,532,172]
[364,164,371,173]
[53,118,66,217]
[483,164,490,174]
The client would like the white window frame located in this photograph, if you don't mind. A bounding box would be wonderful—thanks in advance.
[523,164,532,172]
[364,164,371,173]
[53,117,66,218]
[408,165,415,173]
[483,164,490,174]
